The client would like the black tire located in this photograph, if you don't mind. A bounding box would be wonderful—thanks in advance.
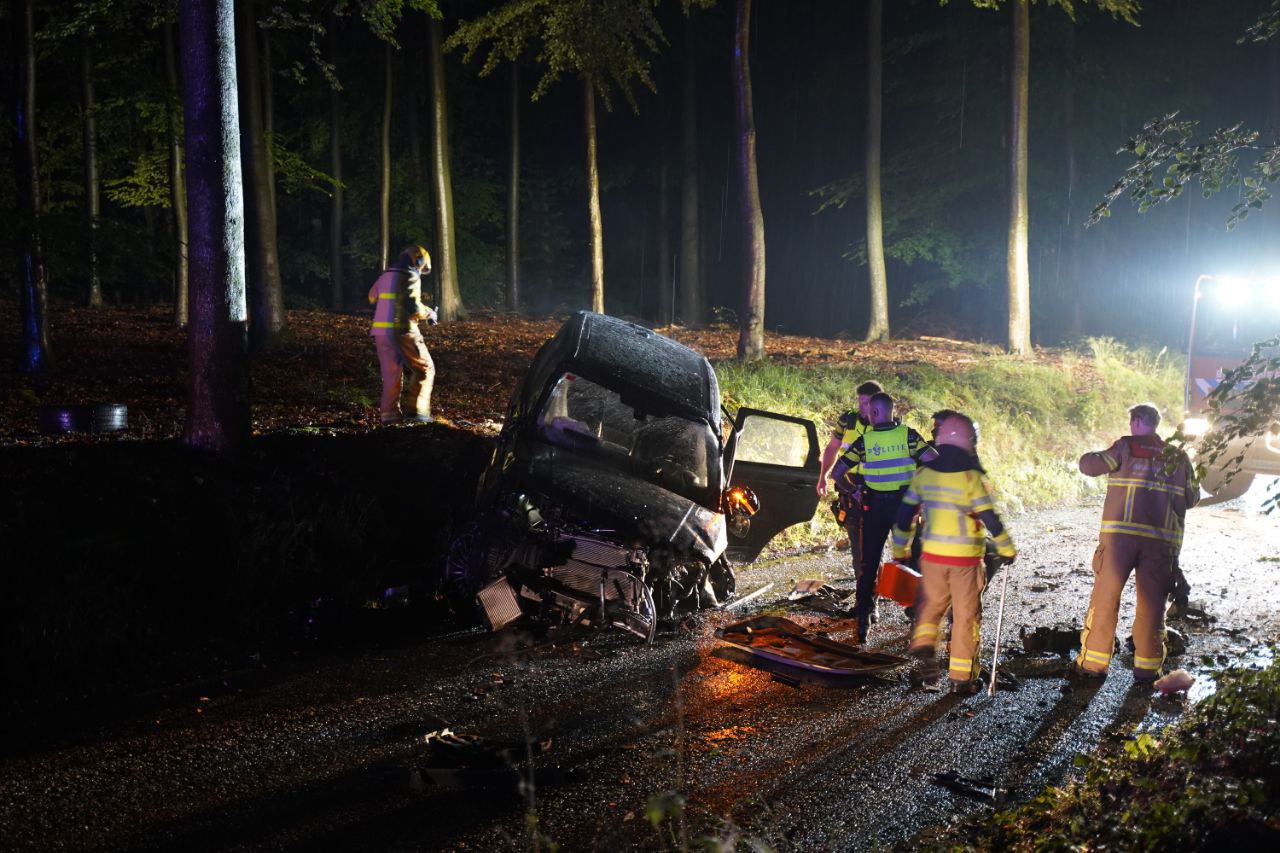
[37,404,90,435]
[90,403,128,434]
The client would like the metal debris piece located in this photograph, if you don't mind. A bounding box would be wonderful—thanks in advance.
[717,615,907,678]
[725,582,775,610]
[789,579,828,599]
[932,771,1005,803]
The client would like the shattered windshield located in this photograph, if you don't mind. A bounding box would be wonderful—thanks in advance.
[538,373,720,506]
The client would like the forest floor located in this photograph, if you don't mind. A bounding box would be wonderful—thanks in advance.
[0,301,1102,443]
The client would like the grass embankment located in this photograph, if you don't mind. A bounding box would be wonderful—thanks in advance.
[715,338,1182,552]
[926,653,1280,849]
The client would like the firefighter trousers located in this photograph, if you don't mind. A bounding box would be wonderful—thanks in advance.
[909,556,985,683]
[374,327,435,421]
[1076,535,1175,681]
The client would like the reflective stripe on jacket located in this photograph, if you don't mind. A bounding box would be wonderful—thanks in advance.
[891,464,1014,559]
[367,267,427,336]
[848,424,925,491]
[1079,435,1199,547]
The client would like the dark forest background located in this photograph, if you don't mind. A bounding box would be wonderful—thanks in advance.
[3,0,1277,350]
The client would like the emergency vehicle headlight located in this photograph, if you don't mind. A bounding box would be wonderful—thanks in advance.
[1217,278,1251,307]
[1182,417,1210,438]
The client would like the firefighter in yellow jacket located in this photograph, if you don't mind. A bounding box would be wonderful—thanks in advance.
[1073,403,1198,684]
[892,413,1016,694]
[368,245,437,425]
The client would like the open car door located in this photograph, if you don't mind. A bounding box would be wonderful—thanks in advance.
[726,408,820,562]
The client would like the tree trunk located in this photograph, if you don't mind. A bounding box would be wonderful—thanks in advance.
[165,24,190,328]
[260,25,277,226]
[236,0,284,349]
[1006,0,1032,356]
[407,54,425,222]
[584,75,605,314]
[427,16,465,320]
[11,0,52,373]
[506,60,520,312]
[656,123,672,326]
[863,0,889,342]
[679,12,701,328]
[1063,26,1082,341]
[379,39,392,271]
[82,41,103,309]
[179,0,250,455]
[328,19,344,309]
[734,0,765,362]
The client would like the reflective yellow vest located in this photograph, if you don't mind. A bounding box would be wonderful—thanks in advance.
[836,416,869,478]
[892,466,1014,559]
[859,424,917,491]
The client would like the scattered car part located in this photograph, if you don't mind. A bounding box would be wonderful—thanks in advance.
[932,771,1005,803]
[1153,668,1196,694]
[716,615,907,677]
[420,727,564,789]
[723,582,774,610]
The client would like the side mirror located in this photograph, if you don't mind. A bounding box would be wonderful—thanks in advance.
[723,485,760,538]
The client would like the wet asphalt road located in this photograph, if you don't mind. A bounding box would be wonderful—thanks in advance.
[3,495,1279,852]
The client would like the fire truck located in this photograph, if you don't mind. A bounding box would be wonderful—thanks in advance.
[1182,274,1280,503]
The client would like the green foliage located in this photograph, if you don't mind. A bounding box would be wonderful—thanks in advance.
[941,0,1140,25]
[267,132,341,197]
[928,650,1280,850]
[716,338,1181,552]
[103,149,170,208]
[449,0,695,112]
[1086,112,1275,229]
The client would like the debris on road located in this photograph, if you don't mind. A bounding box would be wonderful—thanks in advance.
[420,727,565,789]
[931,771,1005,803]
[1126,627,1187,657]
[1153,669,1196,695]
[725,582,776,610]
[716,615,906,679]
[788,579,828,599]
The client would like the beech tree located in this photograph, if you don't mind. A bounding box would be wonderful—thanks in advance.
[863,0,888,342]
[427,13,465,321]
[180,0,250,455]
[11,0,52,373]
[449,0,671,315]
[735,0,765,362]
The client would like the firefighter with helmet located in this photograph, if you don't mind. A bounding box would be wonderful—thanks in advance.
[892,413,1016,694]
[1071,403,1198,685]
[368,245,437,425]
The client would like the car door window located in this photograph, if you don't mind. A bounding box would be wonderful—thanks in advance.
[736,413,811,467]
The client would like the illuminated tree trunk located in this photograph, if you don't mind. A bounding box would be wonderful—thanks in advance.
[734,0,765,362]
[180,0,250,455]
[379,39,392,271]
[864,0,889,342]
[328,19,344,309]
[82,41,103,309]
[236,0,284,349]
[428,15,465,320]
[11,0,52,373]
[584,75,605,314]
[679,12,702,328]
[506,61,520,312]
[1007,0,1032,356]
[164,24,190,328]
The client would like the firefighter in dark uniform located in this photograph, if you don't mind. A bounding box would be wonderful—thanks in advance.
[831,392,935,643]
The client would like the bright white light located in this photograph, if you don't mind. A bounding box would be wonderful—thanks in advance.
[1216,276,1252,307]
[1182,416,1210,437]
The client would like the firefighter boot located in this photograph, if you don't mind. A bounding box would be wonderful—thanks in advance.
[909,648,940,687]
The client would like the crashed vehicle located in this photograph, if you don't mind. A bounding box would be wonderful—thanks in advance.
[445,311,821,641]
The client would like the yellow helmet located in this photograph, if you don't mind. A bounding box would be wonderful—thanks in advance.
[401,244,431,273]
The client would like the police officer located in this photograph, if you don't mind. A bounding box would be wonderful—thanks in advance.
[832,392,934,643]
[892,413,1016,694]
[368,245,437,425]
[817,380,883,496]
[1072,403,1198,684]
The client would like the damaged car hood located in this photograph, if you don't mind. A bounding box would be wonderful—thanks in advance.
[516,443,727,563]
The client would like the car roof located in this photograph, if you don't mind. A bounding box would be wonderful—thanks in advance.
[561,312,720,426]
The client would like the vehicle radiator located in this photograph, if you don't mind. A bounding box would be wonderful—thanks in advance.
[547,535,639,606]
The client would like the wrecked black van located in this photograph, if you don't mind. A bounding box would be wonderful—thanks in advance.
[445,312,820,642]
